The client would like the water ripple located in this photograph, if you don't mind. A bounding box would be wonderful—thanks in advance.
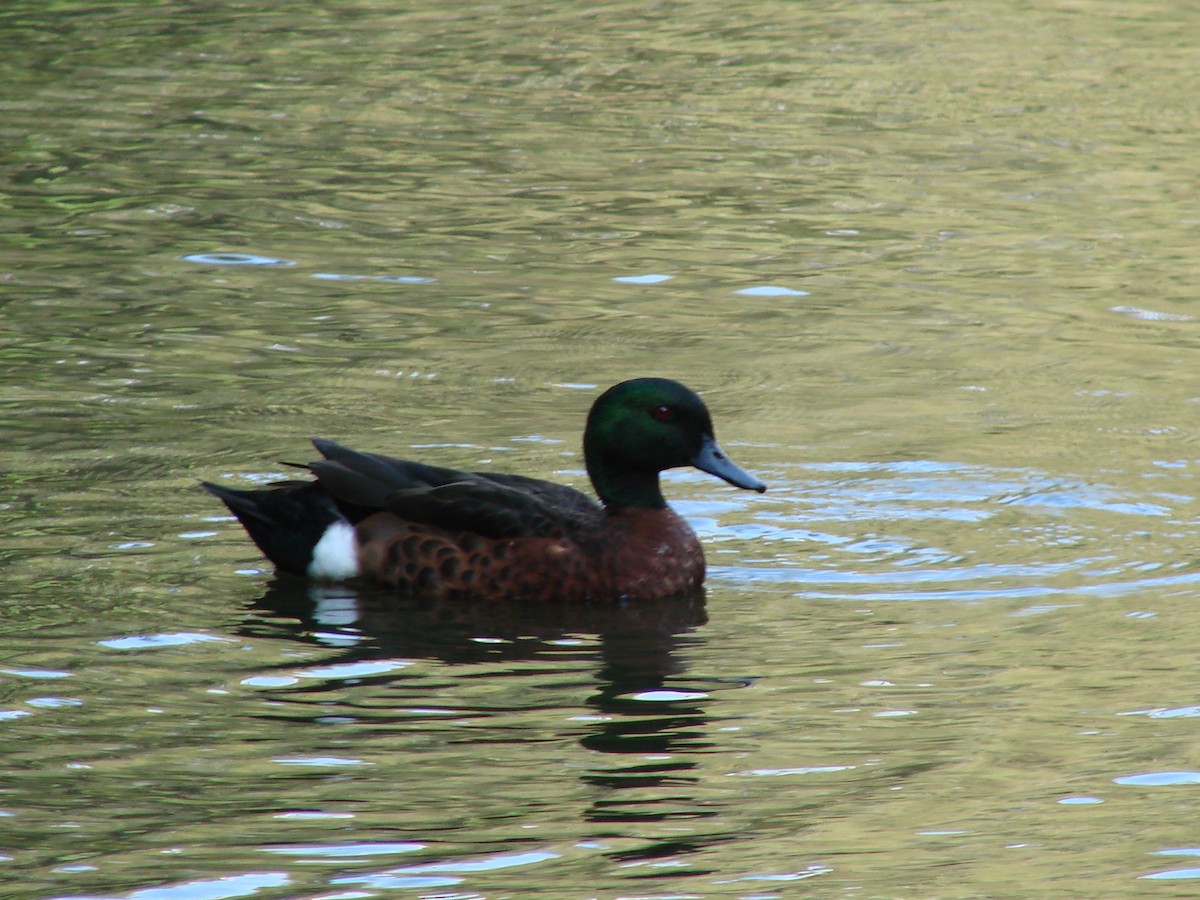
[260,841,424,858]
[1114,771,1200,787]
[98,633,235,651]
[181,252,295,266]
[57,872,291,900]
[333,848,561,890]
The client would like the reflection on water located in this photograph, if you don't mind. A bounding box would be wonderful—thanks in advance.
[249,580,707,659]
[6,0,1200,895]
[237,581,724,895]
[260,580,725,857]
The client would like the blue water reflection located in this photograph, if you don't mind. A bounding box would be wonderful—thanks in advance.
[181,253,295,266]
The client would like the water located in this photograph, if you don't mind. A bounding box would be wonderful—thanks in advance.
[4,0,1200,896]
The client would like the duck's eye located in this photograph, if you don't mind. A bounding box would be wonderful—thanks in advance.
[651,405,674,422]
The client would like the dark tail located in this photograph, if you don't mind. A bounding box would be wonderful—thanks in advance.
[201,480,344,576]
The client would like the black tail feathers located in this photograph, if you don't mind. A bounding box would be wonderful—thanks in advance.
[201,480,344,576]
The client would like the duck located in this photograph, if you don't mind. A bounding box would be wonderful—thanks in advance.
[202,377,766,602]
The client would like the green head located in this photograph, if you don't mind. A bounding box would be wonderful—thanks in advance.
[583,377,767,509]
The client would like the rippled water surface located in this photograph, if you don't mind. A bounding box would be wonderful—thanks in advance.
[4,0,1200,897]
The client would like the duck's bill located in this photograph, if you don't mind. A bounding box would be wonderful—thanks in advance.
[691,435,767,493]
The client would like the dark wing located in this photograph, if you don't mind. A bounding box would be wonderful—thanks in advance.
[383,482,572,539]
[307,439,603,540]
[474,471,605,534]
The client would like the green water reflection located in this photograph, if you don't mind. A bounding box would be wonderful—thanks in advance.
[4,0,1200,896]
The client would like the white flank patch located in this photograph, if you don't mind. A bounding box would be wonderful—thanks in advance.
[307,521,360,580]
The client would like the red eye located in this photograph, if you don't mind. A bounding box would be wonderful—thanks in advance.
[651,405,673,422]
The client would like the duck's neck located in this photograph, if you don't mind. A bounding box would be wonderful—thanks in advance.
[586,452,667,510]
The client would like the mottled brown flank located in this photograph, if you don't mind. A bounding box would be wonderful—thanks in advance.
[353,507,705,602]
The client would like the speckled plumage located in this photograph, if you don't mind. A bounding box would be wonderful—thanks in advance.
[351,505,704,601]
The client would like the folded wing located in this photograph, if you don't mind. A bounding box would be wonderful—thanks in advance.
[308,438,604,541]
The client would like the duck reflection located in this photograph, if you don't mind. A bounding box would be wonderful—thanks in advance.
[245,578,705,663]
[242,579,727,866]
